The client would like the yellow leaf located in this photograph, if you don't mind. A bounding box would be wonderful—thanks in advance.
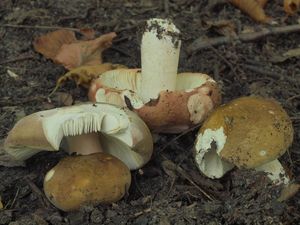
[49,63,127,96]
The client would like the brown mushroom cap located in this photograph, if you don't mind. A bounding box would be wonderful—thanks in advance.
[44,152,131,211]
[195,96,294,171]
[89,70,221,133]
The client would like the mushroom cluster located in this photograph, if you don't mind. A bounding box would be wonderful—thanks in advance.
[88,18,221,133]
[4,18,295,212]
[194,96,294,184]
[4,103,153,210]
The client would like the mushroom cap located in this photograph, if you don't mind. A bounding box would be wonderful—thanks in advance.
[44,152,131,211]
[89,69,221,133]
[194,96,294,178]
[4,103,153,170]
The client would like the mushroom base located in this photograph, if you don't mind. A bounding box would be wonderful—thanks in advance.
[255,159,290,184]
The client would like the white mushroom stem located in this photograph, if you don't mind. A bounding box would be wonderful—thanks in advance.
[67,133,103,155]
[255,159,290,185]
[140,18,181,103]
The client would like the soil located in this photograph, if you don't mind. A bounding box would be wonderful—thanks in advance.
[0,0,300,224]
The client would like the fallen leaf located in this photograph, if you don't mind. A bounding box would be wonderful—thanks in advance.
[256,0,268,7]
[204,20,237,37]
[55,32,116,70]
[34,30,116,70]
[278,183,300,202]
[229,0,272,23]
[79,28,96,40]
[49,63,127,95]
[284,0,300,15]
[34,29,76,59]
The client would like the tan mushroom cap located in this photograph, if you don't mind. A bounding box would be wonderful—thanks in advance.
[196,96,294,169]
[44,152,131,211]
[4,113,56,160]
[89,70,221,133]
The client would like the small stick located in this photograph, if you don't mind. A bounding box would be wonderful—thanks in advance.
[25,177,51,208]
[0,55,34,65]
[157,124,201,155]
[187,24,300,54]
[1,24,80,32]
[162,159,215,201]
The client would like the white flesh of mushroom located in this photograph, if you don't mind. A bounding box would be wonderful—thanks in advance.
[194,127,234,178]
[40,103,151,170]
[139,18,181,103]
[255,159,290,184]
[95,71,215,111]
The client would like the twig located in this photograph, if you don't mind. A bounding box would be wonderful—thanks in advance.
[157,124,201,155]
[164,0,170,14]
[0,96,46,107]
[287,94,300,102]
[162,159,215,201]
[25,177,50,208]
[7,188,19,209]
[0,55,34,65]
[187,24,300,54]
[209,46,239,78]
[1,24,80,32]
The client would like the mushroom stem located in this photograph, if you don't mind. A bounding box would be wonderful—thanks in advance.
[139,18,181,103]
[67,132,103,155]
[255,159,290,184]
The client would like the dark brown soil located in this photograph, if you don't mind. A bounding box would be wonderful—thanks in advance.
[0,0,300,224]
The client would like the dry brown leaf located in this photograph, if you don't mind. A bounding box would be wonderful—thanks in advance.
[205,20,237,37]
[256,0,268,7]
[284,0,300,15]
[79,28,96,40]
[229,0,272,23]
[34,30,116,70]
[34,30,76,59]
[49,63,127,95]
[278,183,300,202]
[54,32,116,70]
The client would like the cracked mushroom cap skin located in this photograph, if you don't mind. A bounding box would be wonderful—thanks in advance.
[4,103,153,170]
[44,152,131,212]
[194,96,294,176]
[89,70,221,133]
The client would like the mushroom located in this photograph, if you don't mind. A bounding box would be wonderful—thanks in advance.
[44,152,131,211]
[194,96,294,184]
[88,18,221,133]
[4,103,153,170]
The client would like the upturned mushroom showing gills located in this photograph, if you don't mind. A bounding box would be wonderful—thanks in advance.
[44,153,131,211]
[194,96,294,184]
[88,18,221,133]
[4,103,153,170]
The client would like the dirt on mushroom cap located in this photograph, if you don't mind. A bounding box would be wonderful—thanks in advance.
[199,96,294,168]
